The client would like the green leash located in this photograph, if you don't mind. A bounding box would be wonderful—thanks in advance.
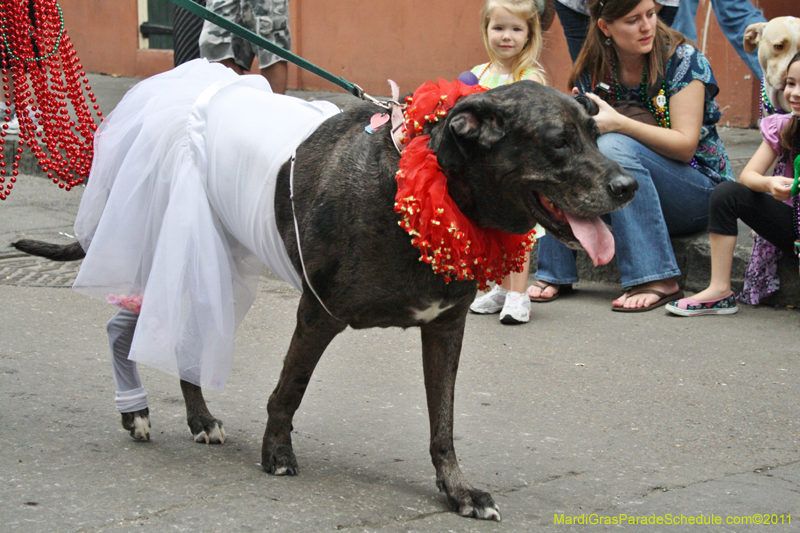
[167,0,392,108]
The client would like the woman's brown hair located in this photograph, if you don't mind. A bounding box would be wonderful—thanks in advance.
[568,0,687,92]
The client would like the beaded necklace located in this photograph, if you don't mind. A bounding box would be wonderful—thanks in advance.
[477,61,525,85]
[605,56,703,169]
[0,0,101,201]
[760,78,777,120]
[789,118,800,260]
[608,58,669,128]
[759,78,791,120]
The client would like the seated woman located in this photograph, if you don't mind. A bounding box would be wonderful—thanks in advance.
[528,0,732,311]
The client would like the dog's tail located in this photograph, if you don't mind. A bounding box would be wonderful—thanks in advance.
[11,239,86,261]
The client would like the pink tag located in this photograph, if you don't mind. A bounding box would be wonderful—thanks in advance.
[369,113,390,130]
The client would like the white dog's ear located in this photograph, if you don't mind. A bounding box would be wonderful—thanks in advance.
[744,22,766,54]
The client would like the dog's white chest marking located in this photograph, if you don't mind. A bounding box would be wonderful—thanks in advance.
[411,301,456,323]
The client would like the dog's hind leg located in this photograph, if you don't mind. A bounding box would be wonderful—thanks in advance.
[262,294,346,476]
[420,318,501,521]
[121,408,151,441]
[180,380,226,444]
[107,310,151,441]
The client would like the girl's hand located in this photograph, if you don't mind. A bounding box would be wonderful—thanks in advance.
[740,141,781,195]
[768,176,794,202]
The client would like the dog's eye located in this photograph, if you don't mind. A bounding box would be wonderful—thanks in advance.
[774,43,784,52]
[553,139,568,150]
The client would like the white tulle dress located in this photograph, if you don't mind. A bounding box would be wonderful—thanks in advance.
[73,59,339,390]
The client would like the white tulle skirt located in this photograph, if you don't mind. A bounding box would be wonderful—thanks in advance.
[73,59,339,390]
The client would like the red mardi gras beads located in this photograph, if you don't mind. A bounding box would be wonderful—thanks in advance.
[0,0,99,200]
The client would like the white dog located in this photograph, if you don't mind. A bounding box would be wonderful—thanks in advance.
[744,16,800,113]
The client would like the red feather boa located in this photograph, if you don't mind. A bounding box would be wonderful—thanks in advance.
[393,79,537,290]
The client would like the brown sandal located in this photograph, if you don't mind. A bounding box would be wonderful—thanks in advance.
[611,288,684,313]
[528,280,573,303]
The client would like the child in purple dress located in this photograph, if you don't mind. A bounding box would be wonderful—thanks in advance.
[667,52,800,316]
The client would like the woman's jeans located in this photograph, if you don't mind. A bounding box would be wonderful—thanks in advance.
[535,133,718,288]
[554,2,590,63]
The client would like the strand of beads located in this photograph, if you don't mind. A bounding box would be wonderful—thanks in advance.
[608,58,670,129]
[608,60,701,168]
[760,78,776,120]
[0,0,100,200]
[789,119,800,265]
[643,79,669,128]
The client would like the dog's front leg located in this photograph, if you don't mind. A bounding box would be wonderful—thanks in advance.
[262,293,346,476]
[421,318,501,521]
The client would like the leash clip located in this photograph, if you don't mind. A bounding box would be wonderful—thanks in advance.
[353,83,403,111]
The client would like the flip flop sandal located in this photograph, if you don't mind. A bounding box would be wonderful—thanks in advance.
[611,288,685,313]
[528,280,573,303]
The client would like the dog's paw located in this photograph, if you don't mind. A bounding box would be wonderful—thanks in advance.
[459,491,501,521]
[188,417,226,444]
[262,444,299,476]
[439,480,501,521]
[121,408,151,442]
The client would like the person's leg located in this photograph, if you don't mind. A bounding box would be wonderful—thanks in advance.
[685,180,743,301]
[686,232,739,302]
[500,256,530,293]
[670,0,699,42]
[261,60,288,94]
[173,0,207,67]
[198,0,243,68]
[254,0,290,94]
[554,2,590,63]
[657,5,678,27]
[220,57,245,74]
[710,0,766,78]
[106,309,147,413]
[530,234,579,299]
[597,134,715,309]
[498,256,532,324]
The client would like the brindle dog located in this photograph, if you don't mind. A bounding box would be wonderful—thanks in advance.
[14,81,636,520]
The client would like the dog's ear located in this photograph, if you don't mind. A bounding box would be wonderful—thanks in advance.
[744,22,766,54]
[436,100,506,168]
[573,94,599,116]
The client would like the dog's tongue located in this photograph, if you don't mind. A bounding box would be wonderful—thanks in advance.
[564,213,615,266]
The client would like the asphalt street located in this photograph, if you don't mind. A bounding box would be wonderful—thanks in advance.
[0,74,798,533]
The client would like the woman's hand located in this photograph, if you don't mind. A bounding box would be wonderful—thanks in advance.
[574,80,705,163]
[583,92,625,134]
[571,88,624,135]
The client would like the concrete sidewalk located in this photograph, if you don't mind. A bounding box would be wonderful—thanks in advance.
[1,173,799,533]
[0,72,798,532]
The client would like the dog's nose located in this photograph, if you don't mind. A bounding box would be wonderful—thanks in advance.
[608,173,638,199]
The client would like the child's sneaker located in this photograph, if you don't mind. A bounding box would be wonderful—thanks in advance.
[470,285,507,314]
[666,292,738,316]
[499,291,531,324]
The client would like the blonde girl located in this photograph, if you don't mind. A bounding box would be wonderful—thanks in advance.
[468,0,546,324]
